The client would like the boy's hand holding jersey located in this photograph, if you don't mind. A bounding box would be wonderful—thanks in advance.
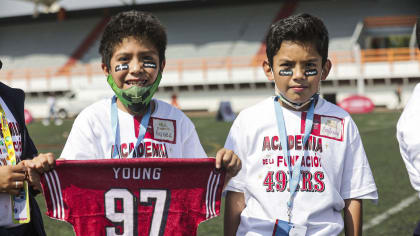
[214,148,241,186]
[23,153,55,191]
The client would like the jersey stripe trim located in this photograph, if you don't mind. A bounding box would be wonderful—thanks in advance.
[205,170,222,219]
[205,171,212,218]
[52,170,65,220]
[205,171,215,218]
[211,172,221,217]
[48,171,62,219]
[209,172,216,217]
[44,172,57,218]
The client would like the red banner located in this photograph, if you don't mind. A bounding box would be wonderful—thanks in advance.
[338,95,375,114]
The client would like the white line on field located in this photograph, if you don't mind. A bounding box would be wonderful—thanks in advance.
[363,193,419,231]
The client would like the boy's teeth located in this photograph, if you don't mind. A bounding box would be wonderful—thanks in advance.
[127,81,146,85]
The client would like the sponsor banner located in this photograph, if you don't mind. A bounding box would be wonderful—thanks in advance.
[338,95,374,114]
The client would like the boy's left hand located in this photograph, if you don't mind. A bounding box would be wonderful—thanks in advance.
[23,153,56,191]
[215,148,241,178]
[26,153,56,173]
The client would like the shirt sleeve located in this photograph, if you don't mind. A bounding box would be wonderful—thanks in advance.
[224,115,247,193]
[180,117,207,158]
[396,84,420,197]
[340,119,378,200]
[60,110,103,160]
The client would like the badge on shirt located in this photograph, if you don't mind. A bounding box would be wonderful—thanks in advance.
[304,114,344,141]
[12,181,30,224]
[152,118,176,144]
[319,116,343,140]
[273,219,307,236]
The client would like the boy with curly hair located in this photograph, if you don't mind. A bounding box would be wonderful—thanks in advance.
[62,10,240,173]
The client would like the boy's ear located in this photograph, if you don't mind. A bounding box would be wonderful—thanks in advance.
[321,59,332,81]
[101,63,109,76]
[263,60,274,81]
[160,60,166,73]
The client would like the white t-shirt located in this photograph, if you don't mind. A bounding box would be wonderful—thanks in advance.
[61,98,207,160]
[225,97,378,236]
[0,97,23,228]
[397,83,420,198]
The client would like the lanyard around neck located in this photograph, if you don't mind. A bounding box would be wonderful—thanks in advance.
[111,96,151,159]
[0,102,30,224]
[0,104,16,166]
[273,96,315,222]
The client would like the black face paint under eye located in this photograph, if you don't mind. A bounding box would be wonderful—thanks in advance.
[143,62,157,68]
[304,69,318,76]
[279,70,293,76]
[115,64,129,72]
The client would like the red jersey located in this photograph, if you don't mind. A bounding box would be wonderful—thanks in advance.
[41,158,224,236]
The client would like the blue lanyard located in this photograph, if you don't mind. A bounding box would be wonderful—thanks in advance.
[111,96,151,159]
[273,96,315,222]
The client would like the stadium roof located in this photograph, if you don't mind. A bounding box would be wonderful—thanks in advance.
[0,0,189,18]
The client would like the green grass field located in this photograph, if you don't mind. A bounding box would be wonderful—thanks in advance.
[28,111,419,235]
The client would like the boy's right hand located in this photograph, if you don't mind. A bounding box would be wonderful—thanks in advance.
[215,148,241,178]
[215,148,241,190]
[0,162,27,195]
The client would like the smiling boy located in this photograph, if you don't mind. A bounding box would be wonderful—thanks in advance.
[60,11,240,180]
[55,11,240,235]
[224,13,377,236]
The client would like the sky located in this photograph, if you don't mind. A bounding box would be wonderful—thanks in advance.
[0,0,184,18]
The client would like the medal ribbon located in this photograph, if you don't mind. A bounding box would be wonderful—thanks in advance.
[111,96,151,159]
[0,105,16,166]
[273,95,316,223]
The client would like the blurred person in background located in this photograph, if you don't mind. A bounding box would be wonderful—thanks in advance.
[0,59,55,236]
[43,92,63,126]
[46,93,56,122]
[396,18,420,236]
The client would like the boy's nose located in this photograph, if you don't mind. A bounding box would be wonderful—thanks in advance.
[129,60,142,73]
[292,67,305,80]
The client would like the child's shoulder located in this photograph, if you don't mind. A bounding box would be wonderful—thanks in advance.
[75,97,111,120]
[153,98,191,122]
[316,97,351,119]
[238,97,275,117]
[229,97,277,131]
[316,98,360,135]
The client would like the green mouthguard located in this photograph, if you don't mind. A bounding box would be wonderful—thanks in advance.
[107,72,162,109]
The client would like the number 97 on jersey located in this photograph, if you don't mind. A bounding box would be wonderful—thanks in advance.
[105,188,170,236]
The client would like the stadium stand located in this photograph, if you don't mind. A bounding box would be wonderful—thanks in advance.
[82,2,282,63]
[0,16,101,69]
[0,0,419,116]
[57,16,110,75]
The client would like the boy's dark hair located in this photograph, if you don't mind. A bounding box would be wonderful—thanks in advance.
[99,10,167,70]
[266,13,329,67]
